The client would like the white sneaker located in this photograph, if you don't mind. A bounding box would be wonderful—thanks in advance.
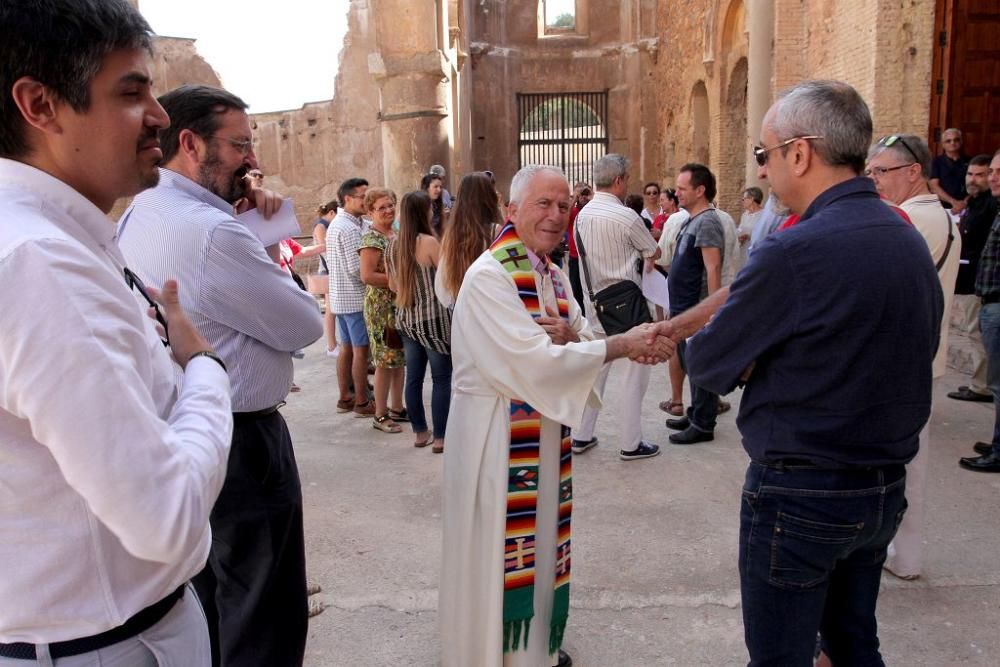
[326,346,340,358]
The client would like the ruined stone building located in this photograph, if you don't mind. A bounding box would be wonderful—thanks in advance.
[140,0,999,224]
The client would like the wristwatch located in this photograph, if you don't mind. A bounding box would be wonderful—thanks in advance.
[187,350,227,372]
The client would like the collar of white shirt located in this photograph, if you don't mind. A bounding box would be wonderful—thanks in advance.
[155,167,234,214]
[0,158,120,255]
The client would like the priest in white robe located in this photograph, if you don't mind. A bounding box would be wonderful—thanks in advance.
[440,165,674,667]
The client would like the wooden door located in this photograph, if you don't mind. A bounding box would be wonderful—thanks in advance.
[930,0,1000,156]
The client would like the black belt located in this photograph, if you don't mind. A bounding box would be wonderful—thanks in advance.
[982,293,1000,305]
[232,404,282,422]
[0,585,185,660]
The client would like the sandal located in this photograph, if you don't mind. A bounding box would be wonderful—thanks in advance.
[659,400,684,416]
[414,434,434,448]
[373,414,402,433]
[388,408,410,423]
[432,440,444,454]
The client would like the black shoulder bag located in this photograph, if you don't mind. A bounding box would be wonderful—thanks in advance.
[575,228,652,335]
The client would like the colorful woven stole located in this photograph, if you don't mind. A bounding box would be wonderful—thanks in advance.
[489,223,573,656]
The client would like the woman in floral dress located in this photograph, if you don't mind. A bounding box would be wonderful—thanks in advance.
[359,188,407,433]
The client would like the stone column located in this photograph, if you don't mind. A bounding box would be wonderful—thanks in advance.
[745,0,774,188]
[370,0,452,192]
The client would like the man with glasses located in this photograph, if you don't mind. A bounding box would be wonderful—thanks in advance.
[1,2,234,664]
[866,133,961,580]
[930,128,969,213]
[327,177,375,418]
[652,80,942,664]
[117,84,324,666]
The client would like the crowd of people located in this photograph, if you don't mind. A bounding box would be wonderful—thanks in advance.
[3,2,999,667]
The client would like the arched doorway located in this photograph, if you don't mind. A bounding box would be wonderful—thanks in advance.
[719,57,748,214]
[517,91,609,186]
[691,81,710,166]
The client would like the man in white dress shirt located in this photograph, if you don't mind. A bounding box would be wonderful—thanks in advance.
[0,1,233,665]
[117,85,323,666]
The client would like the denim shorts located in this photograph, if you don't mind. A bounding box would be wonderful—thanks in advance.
[335,310,369,347]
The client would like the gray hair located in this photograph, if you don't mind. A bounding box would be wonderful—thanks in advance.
[429,164,445,177]
[593,154,629,188]
[943,128,962,140]
[509,165,567,204]
[867,133,932,179]
[769,80,872,174]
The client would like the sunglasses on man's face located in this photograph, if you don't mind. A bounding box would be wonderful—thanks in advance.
[124,267,169,346]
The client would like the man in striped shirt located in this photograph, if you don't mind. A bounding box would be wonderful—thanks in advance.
[118,85,323,666]
[571,154,662,461]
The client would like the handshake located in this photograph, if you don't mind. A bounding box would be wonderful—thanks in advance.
[607,321,680,366]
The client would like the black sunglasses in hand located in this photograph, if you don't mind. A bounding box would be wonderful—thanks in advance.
[124,267,169,346]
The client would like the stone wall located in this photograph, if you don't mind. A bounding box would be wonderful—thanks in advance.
[652,0,935,218]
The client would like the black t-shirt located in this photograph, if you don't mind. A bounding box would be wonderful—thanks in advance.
[931,154,969,201]
[667,209,724,316]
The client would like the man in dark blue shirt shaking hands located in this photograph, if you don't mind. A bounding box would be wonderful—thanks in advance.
[650,80,943,666]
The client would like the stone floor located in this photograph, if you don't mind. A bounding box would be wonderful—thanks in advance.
[285,335,1000,666]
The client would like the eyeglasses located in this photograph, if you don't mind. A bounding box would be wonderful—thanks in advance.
[864,163,916,178]
[374,203,396,213]
[752,135,824,167]
[877,134,920,163]
[124,267,169,346]
[210,135,254,157]
[644,189,660,196]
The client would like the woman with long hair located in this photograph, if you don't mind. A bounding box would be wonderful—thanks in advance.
[313,199,339,356]
[359,187,407,433]
[386,191,452,453]
[435,172,502,309]
[420,173,447,238]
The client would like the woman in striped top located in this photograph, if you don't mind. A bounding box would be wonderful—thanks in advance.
[387,191,453,452]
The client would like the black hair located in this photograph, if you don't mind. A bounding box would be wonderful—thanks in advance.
[157,85,248,163]
[643,182,661,194]
[624,193,644,216]
[662,188,679,206]
[970,154,993,168]
[0,0,153,158]
[679,163,717,202]
[337,177,369,206]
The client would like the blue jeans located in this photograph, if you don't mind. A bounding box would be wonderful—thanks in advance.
[979,302,1000,455]
[739,461,907,666]
[677,338,718,431]
[400,333,452,438]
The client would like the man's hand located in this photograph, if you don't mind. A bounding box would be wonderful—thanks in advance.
[605,322,675,365]
[951,198,967,215]
[234,187,284,219]
[145,279,214,370]
[538,305,579,345]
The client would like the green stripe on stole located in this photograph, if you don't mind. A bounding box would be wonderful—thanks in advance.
[489,223,573,655]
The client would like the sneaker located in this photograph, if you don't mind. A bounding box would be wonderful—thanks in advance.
[571,437,598,454]
[620,441,661,461]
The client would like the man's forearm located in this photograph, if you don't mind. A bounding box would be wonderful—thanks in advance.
[669,286,730,340]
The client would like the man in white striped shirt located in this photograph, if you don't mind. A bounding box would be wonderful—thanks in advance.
[572,154,663,461]
[118,85,323,666]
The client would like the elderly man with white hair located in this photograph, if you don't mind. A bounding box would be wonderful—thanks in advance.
[439,165,674,667]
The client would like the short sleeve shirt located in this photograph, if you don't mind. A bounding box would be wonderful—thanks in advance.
[667,208,724,316]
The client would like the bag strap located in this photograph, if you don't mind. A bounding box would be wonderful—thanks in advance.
[574,226,598,302]
[935,214,955,272]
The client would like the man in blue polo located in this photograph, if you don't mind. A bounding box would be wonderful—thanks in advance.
[656,80,942,665]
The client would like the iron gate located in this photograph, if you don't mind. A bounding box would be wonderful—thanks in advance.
[516,91,609,187]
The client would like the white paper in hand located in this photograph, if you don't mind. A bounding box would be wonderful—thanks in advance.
[642,269,670,311]
[235,199,300,247]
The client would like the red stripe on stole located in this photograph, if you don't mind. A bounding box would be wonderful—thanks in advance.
[505,571,536,590]
[506,516,537,532]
